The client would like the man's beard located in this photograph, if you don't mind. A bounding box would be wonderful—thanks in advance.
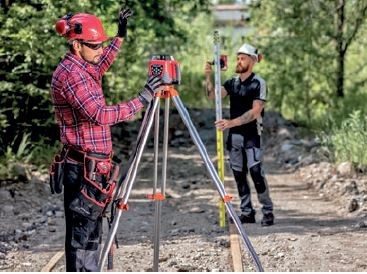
[235,64,249,73]
[81,52,101,65]
[91,55,101,65]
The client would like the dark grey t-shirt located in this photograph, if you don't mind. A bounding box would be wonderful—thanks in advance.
[223,73,266,139]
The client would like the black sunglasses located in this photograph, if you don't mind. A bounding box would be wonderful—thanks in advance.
[79,41,103,50]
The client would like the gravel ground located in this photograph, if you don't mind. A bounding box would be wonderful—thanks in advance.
[1,110,366,272]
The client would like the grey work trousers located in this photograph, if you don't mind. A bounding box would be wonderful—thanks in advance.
[227,133,273,216]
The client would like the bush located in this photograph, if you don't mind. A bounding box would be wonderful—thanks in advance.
[322,110,367,166]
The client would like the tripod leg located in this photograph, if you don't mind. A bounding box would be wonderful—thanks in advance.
[153,99,160,271]
[114,100,160,200]
[171,96,264,272]
[153,100,160,195]
[98,97,160,271]
[153,98,170,271]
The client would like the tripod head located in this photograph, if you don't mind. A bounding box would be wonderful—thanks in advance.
[148,54,181,85]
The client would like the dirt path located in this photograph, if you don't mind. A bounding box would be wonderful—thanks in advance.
[238,155,367,272]
[1,143,366,272]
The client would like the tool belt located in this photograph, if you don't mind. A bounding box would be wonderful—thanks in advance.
[49,146,68,194]
[67,148,119,221]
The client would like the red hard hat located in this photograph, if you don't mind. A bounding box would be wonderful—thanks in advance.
[55,13,109,42]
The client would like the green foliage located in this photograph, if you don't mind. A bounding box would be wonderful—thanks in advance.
[5,133,33,163]
[321,110,367,166]
[0,133,32,180]
[249,0,367,125]
[0,133,60,180]
[0,0,213,160]
[29,138,61,168]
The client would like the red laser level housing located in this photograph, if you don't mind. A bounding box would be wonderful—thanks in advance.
[148,54,181,85]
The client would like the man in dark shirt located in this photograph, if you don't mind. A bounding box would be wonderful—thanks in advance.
[204,43,274,226]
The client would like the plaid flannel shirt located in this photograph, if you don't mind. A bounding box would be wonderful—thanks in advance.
[50,38,143,154]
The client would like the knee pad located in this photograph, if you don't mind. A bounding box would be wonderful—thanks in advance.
[249,164,267,193]
[232,169,248,184]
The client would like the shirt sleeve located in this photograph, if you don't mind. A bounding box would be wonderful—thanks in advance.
[63,71,143,126]
[97,37,122,76]
[254,78,267,101]
[223,79,233,95]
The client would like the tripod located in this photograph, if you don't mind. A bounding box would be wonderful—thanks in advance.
[98,86,264,272]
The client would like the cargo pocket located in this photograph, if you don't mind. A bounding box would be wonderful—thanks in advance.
[71,213,100,251]
[228,134,244,172]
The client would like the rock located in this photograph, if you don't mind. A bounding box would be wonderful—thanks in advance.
[2,205,14,214]
[55,211,64,218]
[277,128,293,140]
[159,256,169,262]
[30,175,44,185]
[170,228,181,235]
[168,260,177,267]
[337,162,354,177]
[218,239,230,248]
[344,181,359,195]
[0,242,12,254]
[299,155,314,166]
[21,223,32,230]
[34,215,47,224]
[0,190,10,201]
[275,252,285,259]
[189,207,205,213]
[330,175,338,183]
[177,263,195,272]
[280,142,294,153]
[347,199,359,212]
[355,221,367,228]
[173,130,184,138]
[15,233,27,242]
[12,164,28,181]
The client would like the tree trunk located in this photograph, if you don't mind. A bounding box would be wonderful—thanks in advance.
[336,0,345,97]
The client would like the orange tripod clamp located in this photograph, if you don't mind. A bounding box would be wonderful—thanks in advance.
[156,85,178,99]
[116,201,129,211]
[222,195,233,203]
[147,192,165,201]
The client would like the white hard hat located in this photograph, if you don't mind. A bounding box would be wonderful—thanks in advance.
[237,43,259,62]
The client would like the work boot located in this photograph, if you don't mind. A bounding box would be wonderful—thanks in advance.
[229,211,256,224]
[261,212,274,226]
[238,212,256,224]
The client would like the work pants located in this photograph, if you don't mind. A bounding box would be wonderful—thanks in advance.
[63,160,102,272]
[227,133,273,216]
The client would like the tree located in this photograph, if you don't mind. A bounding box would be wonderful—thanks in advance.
[334,0,367,97]
[249,0,367,124]
[0,0,212,155]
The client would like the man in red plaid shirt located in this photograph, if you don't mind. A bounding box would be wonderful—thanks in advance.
[50,8,162,271]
